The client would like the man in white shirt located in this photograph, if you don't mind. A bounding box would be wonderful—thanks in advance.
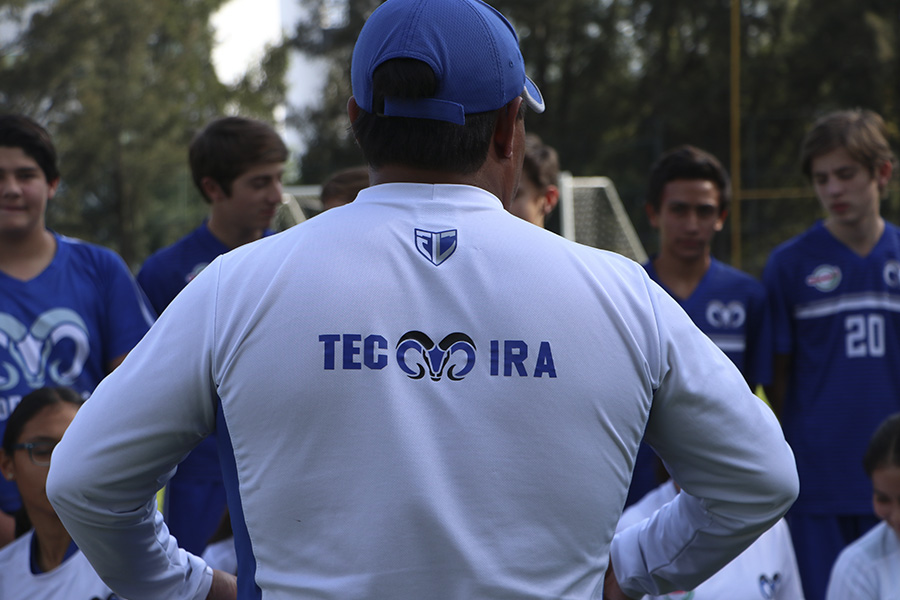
[46,1,799,599]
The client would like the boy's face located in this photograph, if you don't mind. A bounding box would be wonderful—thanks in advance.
[647,178,725,263]
[207,161,285,235]
[0,146,58,239]
[810,147,891,229]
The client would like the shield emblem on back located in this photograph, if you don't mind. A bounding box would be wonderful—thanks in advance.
[415,229,457,266]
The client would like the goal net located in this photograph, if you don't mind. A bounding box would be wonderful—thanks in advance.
[279,176,647,263]
[558,173,647,263]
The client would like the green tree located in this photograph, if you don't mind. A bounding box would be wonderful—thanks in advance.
[286,0,898,273]
[0,0,287,266]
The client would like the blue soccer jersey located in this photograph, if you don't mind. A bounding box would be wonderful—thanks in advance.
[764,220,900,514]
[137,221,272,554]
[0,233,155,512]
[645,258,772,386]
[137,222,232,316]
[628,257,773,508]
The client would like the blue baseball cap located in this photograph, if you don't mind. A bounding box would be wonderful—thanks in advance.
[351,0,545,126]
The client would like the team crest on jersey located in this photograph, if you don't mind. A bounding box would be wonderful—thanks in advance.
[186,262,210,283]
[705,300,746,328]
[884,260,900,288]
[415,229,457,266]
[759,573,782,599]
[805,264,841,292]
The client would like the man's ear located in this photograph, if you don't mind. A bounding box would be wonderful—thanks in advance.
[645,203,660,228]
[46,177,60,200]
[493,96,524,159]
[876,159,893,190]
[347,97,361,127]
[201,177,226,203]
[714,208,729,232]
[543,185,560,215]
[0,450,13,482]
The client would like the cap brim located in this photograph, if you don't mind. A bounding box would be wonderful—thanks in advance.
[524,77,545,114]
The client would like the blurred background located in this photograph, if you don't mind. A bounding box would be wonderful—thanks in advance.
[1,0,897,277]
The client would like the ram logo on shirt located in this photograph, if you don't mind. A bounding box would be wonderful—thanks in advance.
[0,308,90,391]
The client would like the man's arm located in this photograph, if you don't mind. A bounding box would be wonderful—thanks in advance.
[610,279,798,597]
[47,259,222,600]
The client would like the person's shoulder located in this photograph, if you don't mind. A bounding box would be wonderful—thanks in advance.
[56,233,129,272]
[0,530,31,566]
[768,222,826,260]
[710,258,761,285]
[835,522,896,569]
[141,225,208,264]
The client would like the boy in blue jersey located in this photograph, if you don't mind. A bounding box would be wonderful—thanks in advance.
[136,116,287,556]
[627,145,772,507]
[763,109,898,600]
[0,114,154,546]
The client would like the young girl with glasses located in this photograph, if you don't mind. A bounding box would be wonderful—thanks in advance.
[0,387,119,599]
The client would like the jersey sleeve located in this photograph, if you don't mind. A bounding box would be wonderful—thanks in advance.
[610,277,799,597]
[762,250,794,356]
[47,258,223,600]
[100,248,156,360]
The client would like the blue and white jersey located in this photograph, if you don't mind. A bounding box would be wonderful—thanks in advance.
[138,221,275,555]
[826,521,900,600]
[0,232,154,513]
[645,257,772,386]
[764,220,900,514]
[137,222,233,316]
[0,531,120,600]
[49,184,798,600]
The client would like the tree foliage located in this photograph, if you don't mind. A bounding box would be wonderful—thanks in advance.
[0,0,287,266]
[288,0,898,274]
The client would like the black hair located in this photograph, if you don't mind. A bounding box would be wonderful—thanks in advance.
[351,59,503,174]
[3,387,82,538]
[189,116,288,203]
[646,145,731,214]
[1,387,83,455]
[0,114,60,183]
[863,412,900,477]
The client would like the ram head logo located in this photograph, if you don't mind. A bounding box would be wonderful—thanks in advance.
[396,331,476,381]
[0,309,91,391]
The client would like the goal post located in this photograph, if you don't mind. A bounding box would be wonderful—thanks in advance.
[280,177,648,264]
[559,173,648,263]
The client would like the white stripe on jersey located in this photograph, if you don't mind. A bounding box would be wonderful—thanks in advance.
[708,334,746,353]
[794,292,900,319]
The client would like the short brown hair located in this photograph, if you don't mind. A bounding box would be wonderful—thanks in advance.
[522,134,559,190]
[800,109,897,182]
[189,116,288,203]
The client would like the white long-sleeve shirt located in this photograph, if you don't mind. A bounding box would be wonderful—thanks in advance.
[48,184,798,600]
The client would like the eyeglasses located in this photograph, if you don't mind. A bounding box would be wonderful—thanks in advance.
[13,441,57,467]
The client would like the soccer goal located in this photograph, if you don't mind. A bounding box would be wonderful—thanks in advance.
[558,173,647,263]
[279,176,647,264]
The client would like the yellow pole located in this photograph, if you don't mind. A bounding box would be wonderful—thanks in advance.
[730,0,742,269]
